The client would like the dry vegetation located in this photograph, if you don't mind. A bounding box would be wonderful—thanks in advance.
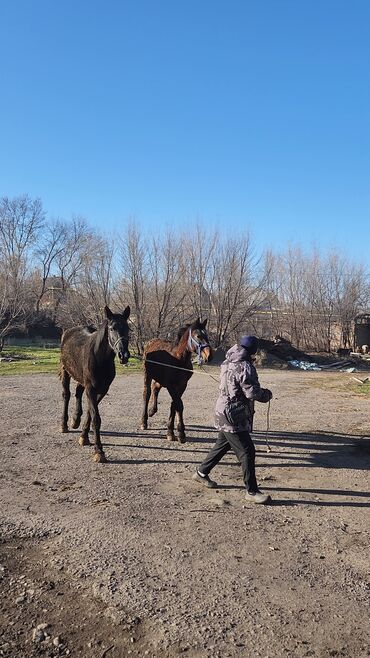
[1,194,369,355]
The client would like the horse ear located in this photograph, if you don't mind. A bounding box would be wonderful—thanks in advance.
[202,318,208,328]
[105,305,114,320]
[196,317,200,325]
[122,305,130,320]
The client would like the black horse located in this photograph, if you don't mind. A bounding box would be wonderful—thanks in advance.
[60,305,130,462]
[141,318,213,443]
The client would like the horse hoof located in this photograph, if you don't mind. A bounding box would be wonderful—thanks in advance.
[71,418,81,429]
[61,426,69,433]
[79,436,91,446]
[166,433,176,442]
[93,452,108,463]
[141,423,148,430]
[178,434,187,444]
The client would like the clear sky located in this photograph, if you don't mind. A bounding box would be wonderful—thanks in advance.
[0,1,369,261]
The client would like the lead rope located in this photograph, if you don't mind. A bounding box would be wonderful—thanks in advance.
[130,353,201,374]
[130,354,272,450]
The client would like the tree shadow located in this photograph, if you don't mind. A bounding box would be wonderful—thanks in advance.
[100,427,370,472]
[215,483,370,507]
[267,482,370,507]
[101,430,216,444]
[251,430,370,471]
[103,441,211,455]
[99,427,370,508]
[269,499,370,508]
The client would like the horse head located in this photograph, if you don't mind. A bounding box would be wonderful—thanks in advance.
[105,305,131,364]
[188,318,213,364]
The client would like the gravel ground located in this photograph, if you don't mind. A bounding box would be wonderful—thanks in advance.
[0,369,369,658]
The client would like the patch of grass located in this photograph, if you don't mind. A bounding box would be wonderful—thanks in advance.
[0,345,61,375]
[307,372,370,397]
[116,358,143,375]
[0,345,143,376]
[347,380,370,397]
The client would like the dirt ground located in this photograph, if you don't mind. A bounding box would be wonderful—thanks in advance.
[0,369,369,658]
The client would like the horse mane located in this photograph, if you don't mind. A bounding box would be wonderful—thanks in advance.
[176,323,190,345]
[145,319,204,358]
[176,318,203,344]
[92,319,109,356]
[85,324,97,334]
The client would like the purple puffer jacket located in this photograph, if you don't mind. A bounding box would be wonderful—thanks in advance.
[215,344,271,433]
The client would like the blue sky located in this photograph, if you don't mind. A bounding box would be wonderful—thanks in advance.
[0,1,369,261]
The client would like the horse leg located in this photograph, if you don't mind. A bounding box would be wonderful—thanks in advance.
[148,381,161,417]
[166,386,184,442]
[166,400,177,441]
[141,373,151,430]
[71,384,84,429]
[61,368,71,433]
[175,383,187,443]
[79,410,92,446]
[174,397,186,444]
[176,407,186,444]
[86,387,107,463]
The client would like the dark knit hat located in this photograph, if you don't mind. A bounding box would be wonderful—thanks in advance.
[239,335,259,354]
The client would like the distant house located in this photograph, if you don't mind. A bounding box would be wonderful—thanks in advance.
[40,276,64,309]
[354,312,370,349]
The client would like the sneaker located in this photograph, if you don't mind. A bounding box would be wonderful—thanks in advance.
[192,470,218,489]
[245,490,271,504]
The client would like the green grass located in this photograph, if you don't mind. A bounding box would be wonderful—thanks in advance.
[348,379,370,397]
[0,345,143,376]
[306,371,370,398]
[0,345,61,375]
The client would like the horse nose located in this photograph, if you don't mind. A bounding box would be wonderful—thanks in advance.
[202,347,213,362]
[119,349,130,364]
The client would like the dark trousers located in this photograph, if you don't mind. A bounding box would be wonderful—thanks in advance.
[199,430,258,493]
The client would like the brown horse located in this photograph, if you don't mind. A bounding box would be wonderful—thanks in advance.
[141,318,213,443]
[60,305,130,462]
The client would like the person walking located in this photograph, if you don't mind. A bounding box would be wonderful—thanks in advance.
[193,335,273,504]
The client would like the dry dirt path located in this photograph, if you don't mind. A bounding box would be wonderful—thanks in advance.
[0,370,369,658]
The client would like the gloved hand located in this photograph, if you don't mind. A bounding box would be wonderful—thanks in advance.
[260,388,273,403]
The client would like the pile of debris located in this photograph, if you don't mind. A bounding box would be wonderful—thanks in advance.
[255,337,368,372]
[207,339,370,372]
[258,338,315,366]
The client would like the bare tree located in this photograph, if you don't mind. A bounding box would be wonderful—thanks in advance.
[0,195,45,263]
[0,195,45,348]
[330,255,368,349]
[182,225,218,322]
[210,234,267,346]
[146,231,187,338]
[55,220,115,328]
[31,219,68,313]
[117,223,149,353]
[264,246,369,352]
[77,234,115,324]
